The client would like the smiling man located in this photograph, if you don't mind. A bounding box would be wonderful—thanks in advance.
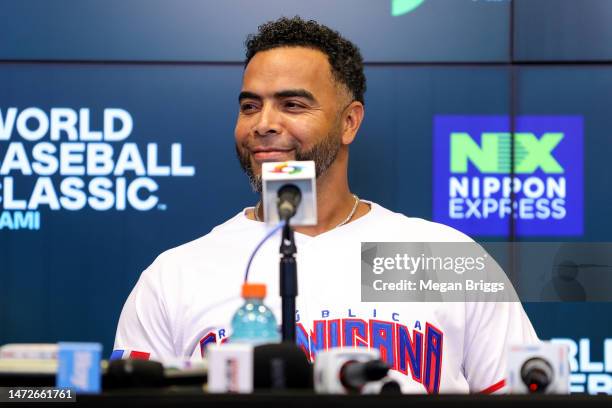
[235,26,369,235]
[114,16,538,394]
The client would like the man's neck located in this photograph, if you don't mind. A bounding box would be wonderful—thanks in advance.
[251,158,370,236]
[294,180,355,236]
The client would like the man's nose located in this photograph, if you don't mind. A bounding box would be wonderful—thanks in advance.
[253,104,281,136]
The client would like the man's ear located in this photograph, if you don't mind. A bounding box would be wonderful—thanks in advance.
[341,101,365,145]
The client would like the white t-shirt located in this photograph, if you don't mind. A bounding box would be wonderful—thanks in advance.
[113,201,538,394]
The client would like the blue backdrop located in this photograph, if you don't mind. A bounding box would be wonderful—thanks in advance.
[1,0,610,394]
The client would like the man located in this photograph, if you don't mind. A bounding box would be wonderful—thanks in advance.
[114,16,538,394]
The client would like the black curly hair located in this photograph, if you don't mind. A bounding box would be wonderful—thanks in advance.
[245,16,366,105]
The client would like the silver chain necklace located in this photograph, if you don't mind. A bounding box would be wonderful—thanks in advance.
[254,194,360,229]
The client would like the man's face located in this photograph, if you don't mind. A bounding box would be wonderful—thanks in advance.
[235,46,348,192]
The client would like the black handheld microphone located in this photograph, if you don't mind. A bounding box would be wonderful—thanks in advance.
[277,184,302,221]
[340,359,389,391]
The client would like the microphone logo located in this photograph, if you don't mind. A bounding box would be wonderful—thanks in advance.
[270,163,304,175]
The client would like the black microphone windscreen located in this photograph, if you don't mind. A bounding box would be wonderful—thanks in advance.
[277,184,302,220]
[363,359,389,381]
[341,359,389,390]
[253,342,312,390]
[278,184,302,204]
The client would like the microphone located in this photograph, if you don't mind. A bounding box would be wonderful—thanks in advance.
[253,343,312,390]
[520,358,554,393]
[104,359,164,389]
[340,359,389,391]
[207,342,312,393]
[506,342,570,394]
[262,161,315,342]
[261,161,317,226]
[314,347,392,394]
[104,359,208,389]
[277,184,302,221]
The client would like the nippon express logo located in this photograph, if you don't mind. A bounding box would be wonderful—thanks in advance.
[0,107,195,231]
[433,116,583,236]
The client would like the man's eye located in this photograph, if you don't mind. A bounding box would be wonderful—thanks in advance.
[240,103,257,113]
[284,101,305,110]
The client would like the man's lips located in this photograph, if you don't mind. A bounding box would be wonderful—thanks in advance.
[251,148,295,161]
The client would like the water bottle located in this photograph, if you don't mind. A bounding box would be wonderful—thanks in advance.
[231,283,280,344]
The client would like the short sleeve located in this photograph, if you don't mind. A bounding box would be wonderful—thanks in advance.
[463,301,540,393]
[112,260,175,361]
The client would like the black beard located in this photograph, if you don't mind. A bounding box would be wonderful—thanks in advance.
[236,133,342,193]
